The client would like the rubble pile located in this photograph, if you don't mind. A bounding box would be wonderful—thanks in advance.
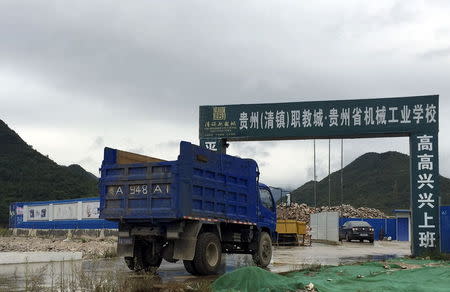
[277,203,387,223]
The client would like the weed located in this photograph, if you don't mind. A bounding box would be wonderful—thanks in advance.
[413,250,450,261]
[0,228,12,237]
[0,268,19,292]
[101,247,117,258]
[24,263,47,292]
[282,263,323,275]
[0,258,215,292]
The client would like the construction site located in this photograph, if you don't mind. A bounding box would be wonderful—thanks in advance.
[1,95,448,292]
[1,2,450,291]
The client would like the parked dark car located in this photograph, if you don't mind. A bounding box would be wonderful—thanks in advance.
[339,221,374,243]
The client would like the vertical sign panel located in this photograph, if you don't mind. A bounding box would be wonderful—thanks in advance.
[410,132,440,255]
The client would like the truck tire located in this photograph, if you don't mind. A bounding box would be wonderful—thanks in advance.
[183,260,200,275]
[133,243,162,272]
[124,257,135,271]
[252,231,272,268]
[143,252,163,271]
[193,232,222,275]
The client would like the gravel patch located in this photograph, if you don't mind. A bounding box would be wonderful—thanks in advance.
[0,236,116,259]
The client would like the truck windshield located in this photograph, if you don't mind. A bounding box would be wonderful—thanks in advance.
[259,188,274,211]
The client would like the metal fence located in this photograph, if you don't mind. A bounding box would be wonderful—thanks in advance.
[9,197,450,253]
[441,206,450,253]
[339,218,397,241]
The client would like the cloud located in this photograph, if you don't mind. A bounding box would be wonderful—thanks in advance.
[420,47,450,59]
[1,0,449,188]
[89,136,104,150]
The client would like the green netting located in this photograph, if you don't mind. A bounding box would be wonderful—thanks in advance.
[212,260,450,292]
[212,266,303,292]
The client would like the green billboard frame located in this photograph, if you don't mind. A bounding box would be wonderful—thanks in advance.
[199,95,440,256]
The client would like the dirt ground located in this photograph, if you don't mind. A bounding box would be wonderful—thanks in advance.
[0,235,116,259]
[271,240,411,272]
[0,237,414,291]
[0,234,412,263]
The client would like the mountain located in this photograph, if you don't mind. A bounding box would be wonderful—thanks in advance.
[290,151,450,214]
[0,120,98,225]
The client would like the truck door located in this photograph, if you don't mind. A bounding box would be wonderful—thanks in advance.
[257,186,277,232]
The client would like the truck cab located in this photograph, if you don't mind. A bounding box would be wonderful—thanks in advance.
[257,183,277,237]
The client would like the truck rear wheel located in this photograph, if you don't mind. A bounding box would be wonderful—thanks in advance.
[131,242,163,272]
[142,251,163,271]
[129,254,162,272]
[252,231,272,268]
[183,260,200,275]
[193,232,222,275]
[124,257,135,270]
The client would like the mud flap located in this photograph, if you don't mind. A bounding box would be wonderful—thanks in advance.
[173,221,202,261]
[117,236,134,257]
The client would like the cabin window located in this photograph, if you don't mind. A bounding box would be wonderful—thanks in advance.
[259,188,274,211]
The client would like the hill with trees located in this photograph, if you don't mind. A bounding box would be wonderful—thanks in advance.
[290,151,450,214]
[0,120,98,225]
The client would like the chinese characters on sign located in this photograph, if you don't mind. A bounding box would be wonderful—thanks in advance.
[201,100,438,141]
[200,100,438,152]
[416,135,437,248]
[232,104,437,131]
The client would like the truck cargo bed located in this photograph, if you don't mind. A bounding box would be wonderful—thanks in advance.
[99,142,258,223]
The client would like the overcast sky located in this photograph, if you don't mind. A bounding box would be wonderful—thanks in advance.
[1,1,449,190]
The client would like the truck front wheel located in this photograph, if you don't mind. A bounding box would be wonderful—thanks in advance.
[252,231,272,268]
[193,232,222,275]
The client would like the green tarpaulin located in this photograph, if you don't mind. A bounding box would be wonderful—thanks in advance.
[212,259,450,292]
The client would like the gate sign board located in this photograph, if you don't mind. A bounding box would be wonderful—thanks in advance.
[199,95,440,256]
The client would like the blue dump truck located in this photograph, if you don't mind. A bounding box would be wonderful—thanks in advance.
[99,141,276,275]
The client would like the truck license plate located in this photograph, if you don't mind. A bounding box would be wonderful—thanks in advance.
[360,233,368,237]
[129,184,149,195]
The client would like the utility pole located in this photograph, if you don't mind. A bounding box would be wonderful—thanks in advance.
[313,139,317,207]
[341,139,344,205]
[328,139,331,207]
